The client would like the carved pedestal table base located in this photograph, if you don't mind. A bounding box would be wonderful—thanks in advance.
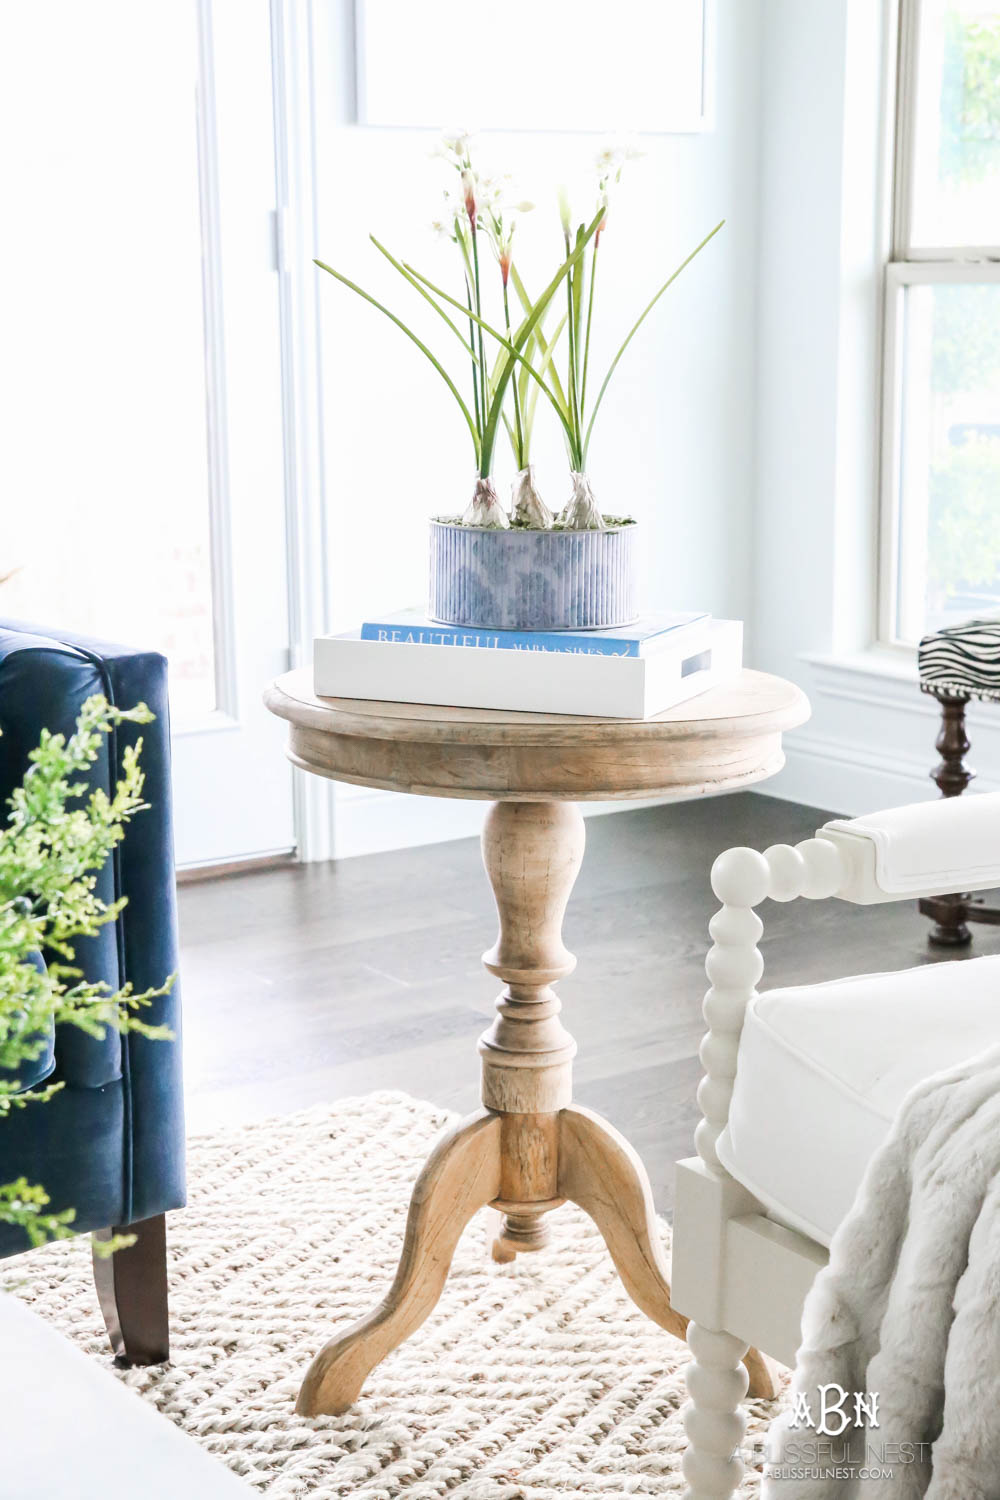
[264,669,810,1417]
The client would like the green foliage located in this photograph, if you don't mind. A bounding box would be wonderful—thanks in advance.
[0,696,173,1250]
[941,12,1000,185]
[508,223,724,474]
[578,222,724,468]
[313,135,722,489]
[928,438,1000,599]
[0,1179,74,1250]
[315,214,602,481]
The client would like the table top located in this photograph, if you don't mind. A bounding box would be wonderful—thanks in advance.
[264,667,809,802]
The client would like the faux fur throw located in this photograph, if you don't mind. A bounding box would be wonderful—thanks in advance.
[764,1044,1000,1497]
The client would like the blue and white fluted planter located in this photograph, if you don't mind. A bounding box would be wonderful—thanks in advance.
[428,519,638,631]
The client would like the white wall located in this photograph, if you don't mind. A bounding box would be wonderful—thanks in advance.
[305,0,993,858]
[751,0,1000,815]
[310,0,764,856]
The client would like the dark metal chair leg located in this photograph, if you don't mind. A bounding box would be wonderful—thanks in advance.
[923,693,974,948]
[92,1212,169,1367]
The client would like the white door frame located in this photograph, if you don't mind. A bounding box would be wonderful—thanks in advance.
[270,0,336,862]
[171,0,297,867]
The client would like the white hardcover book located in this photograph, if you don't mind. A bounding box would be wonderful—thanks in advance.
[313,619,743,719]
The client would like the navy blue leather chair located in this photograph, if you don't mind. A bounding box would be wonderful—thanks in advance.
[0,621,185,1364]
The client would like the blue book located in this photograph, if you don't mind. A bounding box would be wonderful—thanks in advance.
[359,608,709,658]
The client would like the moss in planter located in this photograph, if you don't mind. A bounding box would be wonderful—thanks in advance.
[432,514,637,530]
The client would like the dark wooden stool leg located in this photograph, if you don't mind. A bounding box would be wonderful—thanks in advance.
[92,1212,169,1367]
[921,891,972,947]
[931,694,974,799]
[922,693,974,948]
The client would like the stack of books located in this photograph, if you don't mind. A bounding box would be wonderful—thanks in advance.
[314,608,742,719]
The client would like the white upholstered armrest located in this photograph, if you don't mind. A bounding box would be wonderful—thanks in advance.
[822,791,1000,902]
[693,797,1000,1168]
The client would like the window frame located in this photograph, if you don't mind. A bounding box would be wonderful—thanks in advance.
[878,0,1000,649]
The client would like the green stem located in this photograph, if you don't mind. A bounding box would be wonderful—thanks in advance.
[313,258,481,466]
[564,236,582,461]
[510,265,571,415]
[580,234,599,417]
[503,279,525,467]
[471,227,489,474]
[581,218,725,467]
[409,206,604,476]
[370,234,474,360]
[401,262,580,459]
[454,233,483,445]
[466,278,481,437]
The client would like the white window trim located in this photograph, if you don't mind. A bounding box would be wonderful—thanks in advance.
[877,0,1000,649]
[878,259,1000,646]
[892,0,1000,261]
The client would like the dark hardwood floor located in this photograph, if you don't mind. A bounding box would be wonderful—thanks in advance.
[178,791,997,1215]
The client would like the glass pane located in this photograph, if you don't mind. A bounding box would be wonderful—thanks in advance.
[0,3,218,724]
[895,281,1000,642]
[910,0,1000,247]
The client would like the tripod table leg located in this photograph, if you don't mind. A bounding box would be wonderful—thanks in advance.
[296,1109,502,1416]
[558,1104,781,1401]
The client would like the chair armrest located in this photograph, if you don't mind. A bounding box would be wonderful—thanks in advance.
[822,791,1000,902]
[692,794,1000,1167]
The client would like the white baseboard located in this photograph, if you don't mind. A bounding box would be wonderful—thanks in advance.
[329,784,671,860]
[319,655,1000,856]
[767,728,935,815]
[331,786,483,858]
[765,653,1000,816]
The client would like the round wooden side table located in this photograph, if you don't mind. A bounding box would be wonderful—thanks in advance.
[264,667,809,1416]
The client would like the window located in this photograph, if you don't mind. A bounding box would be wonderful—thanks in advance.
[0,1,221,725]
[881,0,1000,647]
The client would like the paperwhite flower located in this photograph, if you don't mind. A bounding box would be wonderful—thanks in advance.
[435,128,474,163]
[460,167,478,221]
[595,145,624,175]
[478,172,515,218]
[594,135,645,186]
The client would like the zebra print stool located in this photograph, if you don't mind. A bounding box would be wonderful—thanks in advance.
[918,618,1000,946]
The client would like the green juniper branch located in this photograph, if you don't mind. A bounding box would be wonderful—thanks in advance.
[0,696,174,1253]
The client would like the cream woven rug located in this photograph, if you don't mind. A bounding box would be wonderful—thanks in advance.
[9,1092,785,1497]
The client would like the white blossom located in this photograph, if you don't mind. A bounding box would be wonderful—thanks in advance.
[433,128,474,164]
[594,135,645,187]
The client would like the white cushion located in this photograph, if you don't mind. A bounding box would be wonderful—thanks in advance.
[715,954,1000,1246]
[823,792,1000,895]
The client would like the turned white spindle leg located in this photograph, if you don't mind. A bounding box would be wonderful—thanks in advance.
[694,847,768,1170]
[694,837,843,1170]
[683,835,846,1439]
[682,1322,750,1499]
